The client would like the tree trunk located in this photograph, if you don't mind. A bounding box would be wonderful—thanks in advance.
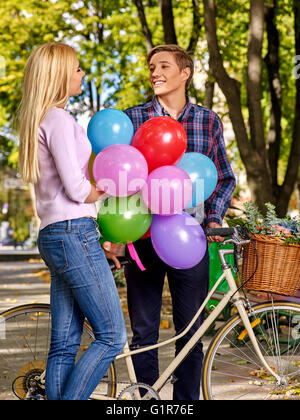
[297,174,300,211]
[187,0,201,54]
[88,80,95,114]
[95,0,104,111]
[246,0,274,208]
[203,0,252,164]
[203,0,300,215]
[134,0,154,52]
[159,0,178,44]
[276,0,300,216]
[264,0,282,188]
[203,80,214,109]
[247,0,265,153]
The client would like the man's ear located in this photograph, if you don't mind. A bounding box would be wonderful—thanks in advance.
[181,67,191,83]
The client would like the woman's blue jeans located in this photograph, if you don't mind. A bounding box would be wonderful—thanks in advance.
[37,217,126,400]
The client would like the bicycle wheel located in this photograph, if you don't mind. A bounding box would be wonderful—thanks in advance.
[0,303,116,400]
[202,301,300,400]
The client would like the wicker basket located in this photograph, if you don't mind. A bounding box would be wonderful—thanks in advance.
[242,234,300,296]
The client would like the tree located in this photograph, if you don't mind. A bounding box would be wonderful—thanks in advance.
[132,0,207,103]
[0,0,299,217]
[203,0,300,216]
[0,0,71,127]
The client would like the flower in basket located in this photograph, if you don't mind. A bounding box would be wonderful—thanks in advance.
[228,202,300,296]
[228,202,300,245]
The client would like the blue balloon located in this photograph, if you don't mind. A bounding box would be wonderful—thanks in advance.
[87,109,134,154]
[176,152,218,206]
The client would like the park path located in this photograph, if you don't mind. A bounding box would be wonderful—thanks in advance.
[0,259,177,399]
[0,260,50,313]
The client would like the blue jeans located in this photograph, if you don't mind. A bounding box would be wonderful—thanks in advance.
[37,217,126,400]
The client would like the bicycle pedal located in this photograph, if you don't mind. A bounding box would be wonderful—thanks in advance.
[25,386,45,400]
[26,393,45,400]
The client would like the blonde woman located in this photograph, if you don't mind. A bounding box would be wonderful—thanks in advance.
[17,43,126,400]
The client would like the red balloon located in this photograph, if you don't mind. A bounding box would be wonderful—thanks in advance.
[131,117,187,173]
[140,226,151,240]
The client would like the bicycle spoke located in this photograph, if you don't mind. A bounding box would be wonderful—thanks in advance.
[0,305,116,400]
[202,302,300,400]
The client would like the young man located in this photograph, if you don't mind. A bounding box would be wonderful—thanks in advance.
[124,45,236,400]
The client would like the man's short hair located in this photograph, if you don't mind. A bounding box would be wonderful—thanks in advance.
[146,44,194,89]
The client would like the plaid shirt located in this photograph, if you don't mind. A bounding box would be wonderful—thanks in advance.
[124,96,236,226]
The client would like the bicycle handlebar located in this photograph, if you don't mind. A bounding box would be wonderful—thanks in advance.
[204,227,236,237]
[108,255,131,269]
[205,226,250,247]
[107,226,249,269]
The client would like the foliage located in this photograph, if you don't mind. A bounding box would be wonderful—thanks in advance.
[0,0,298,134]
[112,268,126,287]
[228,202,300,245]
[205,0,299,216]
[0,134,18,169]
[0,0,71,127]
[0,176,33,243]
[0,0,299,232]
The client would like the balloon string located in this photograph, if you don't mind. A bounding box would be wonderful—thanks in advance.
[127,242,146,271]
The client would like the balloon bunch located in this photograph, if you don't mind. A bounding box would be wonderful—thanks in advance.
[87,109,152,247]
[87,109,218,270]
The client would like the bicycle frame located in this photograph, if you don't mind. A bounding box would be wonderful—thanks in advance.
[17,242,284,401]
[110,247,282,398]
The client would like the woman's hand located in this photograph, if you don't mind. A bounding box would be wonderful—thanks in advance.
[85,184,110,204]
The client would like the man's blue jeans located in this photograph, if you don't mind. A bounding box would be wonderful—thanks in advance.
[38,217,126,400]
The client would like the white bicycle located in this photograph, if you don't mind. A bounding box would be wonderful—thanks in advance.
[0,227,299,400]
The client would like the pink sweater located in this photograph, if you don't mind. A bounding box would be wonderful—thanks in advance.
[35,107,96,230]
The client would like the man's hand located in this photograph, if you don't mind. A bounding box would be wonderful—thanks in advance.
[102,241,123,269]
[207,222,224,243]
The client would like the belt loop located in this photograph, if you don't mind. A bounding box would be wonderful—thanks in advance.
[66,220,71,233]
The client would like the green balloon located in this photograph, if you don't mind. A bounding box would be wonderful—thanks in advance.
[97,194,153,244]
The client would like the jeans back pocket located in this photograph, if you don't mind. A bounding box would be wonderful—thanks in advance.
[39,239,68,273]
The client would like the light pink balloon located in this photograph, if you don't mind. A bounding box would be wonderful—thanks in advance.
[93,144,148,197]
[141,165,193,215]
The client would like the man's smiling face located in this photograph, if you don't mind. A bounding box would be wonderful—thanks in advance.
[149,51,189,97]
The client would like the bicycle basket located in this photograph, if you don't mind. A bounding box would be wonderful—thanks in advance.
[241,233,300,296]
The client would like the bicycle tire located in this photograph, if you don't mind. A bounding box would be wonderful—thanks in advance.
[0,303,116,400]
[202,301,300,400]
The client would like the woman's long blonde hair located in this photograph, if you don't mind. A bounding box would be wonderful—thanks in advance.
[17,42,78,183]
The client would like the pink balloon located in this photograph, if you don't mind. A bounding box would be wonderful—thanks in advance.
[93,144,148,197]
[141,165,193,215]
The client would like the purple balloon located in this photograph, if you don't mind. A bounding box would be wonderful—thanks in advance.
[151,212,207,269]
[93,144,148,197]
[141,165,192,215]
